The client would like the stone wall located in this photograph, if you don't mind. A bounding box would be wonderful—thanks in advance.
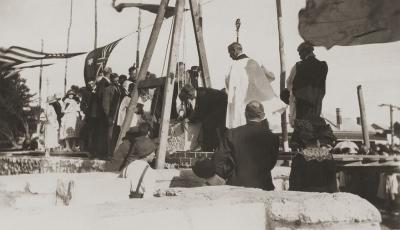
[0,151,212,175]
[0,183,381,230]
[0,156,105,175]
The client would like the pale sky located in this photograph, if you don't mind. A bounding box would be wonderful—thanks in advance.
[1,0,400,128]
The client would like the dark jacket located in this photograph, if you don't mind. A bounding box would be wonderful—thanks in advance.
[214,121,279,190]
[188,87,227,151]
[103,83,121,125]
[91,77,110,118]
[293,56,328,120]
[104,135,149,172]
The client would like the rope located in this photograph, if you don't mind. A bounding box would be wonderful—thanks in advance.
[150,18,174,119]
[160,18,174,78]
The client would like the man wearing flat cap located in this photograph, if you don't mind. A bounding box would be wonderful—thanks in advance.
[213,101,279,190]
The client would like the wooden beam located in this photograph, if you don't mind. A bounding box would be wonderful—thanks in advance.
[357,85,370,149]
[275,0,289,152]
[156,0,185,169]
[189,0,211,88]
[115,0,170,151]
[137,77,166,89]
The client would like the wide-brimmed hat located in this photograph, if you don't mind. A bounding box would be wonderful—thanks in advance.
[46,95,57,104]
[66,89,76,96]
[133,136,156,159]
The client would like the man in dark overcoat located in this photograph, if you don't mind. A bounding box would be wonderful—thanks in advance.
[91,67,111,159]
[213,100,279,191]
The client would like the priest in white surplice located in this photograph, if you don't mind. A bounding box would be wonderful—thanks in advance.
[225,42,286,130]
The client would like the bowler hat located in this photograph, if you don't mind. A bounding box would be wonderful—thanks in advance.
[192,159,216,179]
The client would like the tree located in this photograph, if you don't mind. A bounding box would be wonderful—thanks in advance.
[0,72,35,147]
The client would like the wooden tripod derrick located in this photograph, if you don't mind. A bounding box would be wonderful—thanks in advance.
[115,0,211,169]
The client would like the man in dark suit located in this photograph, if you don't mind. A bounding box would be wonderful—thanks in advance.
[103,72,122,159]
[90,67,111,159]
[178,84,227,151]
[213,100,279,191]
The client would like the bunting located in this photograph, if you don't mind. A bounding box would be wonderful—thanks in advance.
[0,46,84,71]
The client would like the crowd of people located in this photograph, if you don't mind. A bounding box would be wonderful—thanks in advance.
[36,40,398,205]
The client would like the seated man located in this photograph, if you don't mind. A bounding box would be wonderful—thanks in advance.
[213,100,279,191]
[104,122,157,198]
[178,84,227,151]
[121,137,157,199]
[104,122,152,172]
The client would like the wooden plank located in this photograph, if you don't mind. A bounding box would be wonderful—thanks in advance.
[156,0,186,169]
[115,0,170,151]
[189,0,211,88]
[137,77,166,89]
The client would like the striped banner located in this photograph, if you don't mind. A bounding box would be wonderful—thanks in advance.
[0,46,85,71]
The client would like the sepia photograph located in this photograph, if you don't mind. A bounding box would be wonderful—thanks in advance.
[0,0,399,229]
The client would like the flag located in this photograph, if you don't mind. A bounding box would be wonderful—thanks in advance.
[83,39,121,84]
[113,1,177,18]
[0,46,85,71]
[298,0,400,49]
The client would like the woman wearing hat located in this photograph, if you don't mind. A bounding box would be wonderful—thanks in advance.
[41,95,60,152]
[60,89,81,152]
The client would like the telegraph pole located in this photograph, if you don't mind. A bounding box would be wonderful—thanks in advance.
[379,103,400,150]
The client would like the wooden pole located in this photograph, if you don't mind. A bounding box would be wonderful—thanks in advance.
[136,9,142,68]
[36,39,44,138]
[64,0,73,94]
[390,104,394,149]
[275,0,289,152]
[38,39,44,111]
[357,85,370,149]
[189,0,211,88]
[156,0,186,169]
[379,103,400,150]
[94,0,98,49]
[115,0,170,152]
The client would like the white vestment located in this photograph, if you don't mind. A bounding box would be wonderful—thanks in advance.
[225,57,286,130]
